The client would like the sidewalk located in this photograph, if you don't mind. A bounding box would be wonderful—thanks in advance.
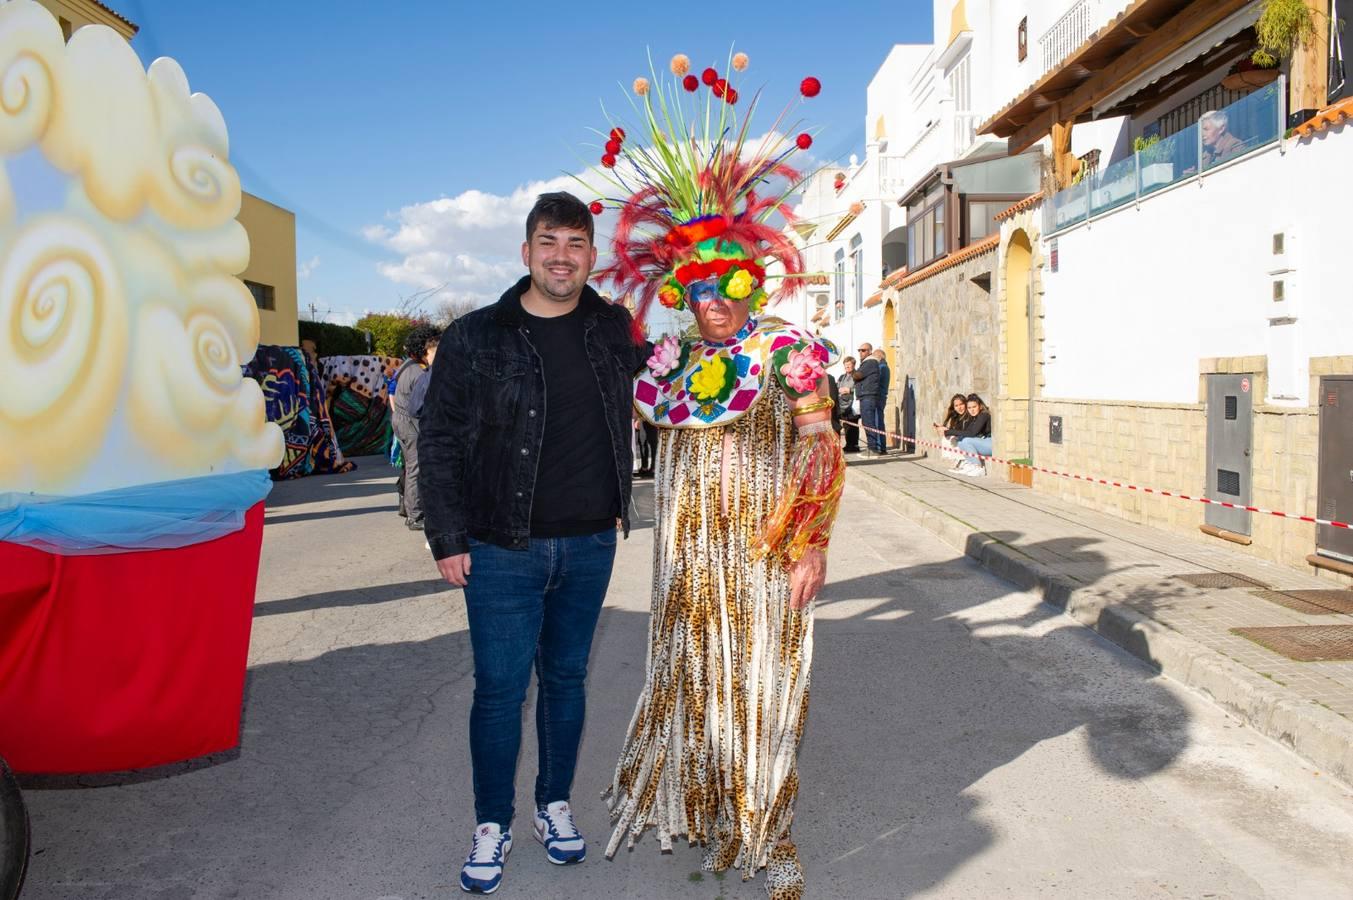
[846,451,1353,786]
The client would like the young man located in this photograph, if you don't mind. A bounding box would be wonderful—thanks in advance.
[391,324,441,531]
[419,192,649,894]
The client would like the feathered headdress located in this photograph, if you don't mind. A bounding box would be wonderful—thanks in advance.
[585,51,823,339]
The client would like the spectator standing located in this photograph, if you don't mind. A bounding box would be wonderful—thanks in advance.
[873,348,891,450]
[837,356,860,453]
[391,324,442,531]
[853,343,886,456]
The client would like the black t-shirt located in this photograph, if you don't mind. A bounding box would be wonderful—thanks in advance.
[524,306,619,537]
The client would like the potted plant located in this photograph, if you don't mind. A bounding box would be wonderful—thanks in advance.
[1222,55,1280,90]
[1134,134,1175,190]
[1007,458,1034,488]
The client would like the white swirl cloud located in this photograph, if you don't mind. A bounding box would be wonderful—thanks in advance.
[0,0,281,494]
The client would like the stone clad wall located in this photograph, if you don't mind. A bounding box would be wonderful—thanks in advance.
[886,245,999,453]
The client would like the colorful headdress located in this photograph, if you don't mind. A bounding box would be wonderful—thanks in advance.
[586,51,823,335]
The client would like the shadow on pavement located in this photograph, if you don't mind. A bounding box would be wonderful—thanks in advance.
[18,517,1193,898]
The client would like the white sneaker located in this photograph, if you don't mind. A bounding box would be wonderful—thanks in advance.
[534,800,586,864]
[960,461,986,477]
[460,823,512,894]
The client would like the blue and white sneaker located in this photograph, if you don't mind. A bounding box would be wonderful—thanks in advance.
[460,822,512,894]
[533,800,586,865]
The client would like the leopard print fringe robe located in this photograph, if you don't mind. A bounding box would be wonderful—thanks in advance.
[605,388,812,880]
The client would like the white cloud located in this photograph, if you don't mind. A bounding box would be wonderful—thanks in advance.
[297,255,321,280]
[362,133,807,310]
[328,310,358,327]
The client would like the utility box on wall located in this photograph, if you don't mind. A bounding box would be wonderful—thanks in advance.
[1317,377,1353,563]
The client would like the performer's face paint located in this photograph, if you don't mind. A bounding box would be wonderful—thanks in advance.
[522,224,597,304]
[688,278,750,343]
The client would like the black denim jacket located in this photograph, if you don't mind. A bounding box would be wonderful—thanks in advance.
[419,277,650,558]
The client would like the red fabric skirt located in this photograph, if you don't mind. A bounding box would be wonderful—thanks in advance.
[0,503,264,774]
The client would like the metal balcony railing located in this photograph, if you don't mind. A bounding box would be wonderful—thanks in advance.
[1038,0,1098,77]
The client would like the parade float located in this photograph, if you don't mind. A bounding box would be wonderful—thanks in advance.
[0,0,283,802]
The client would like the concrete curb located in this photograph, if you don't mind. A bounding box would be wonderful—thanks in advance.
[849,466,1353,787]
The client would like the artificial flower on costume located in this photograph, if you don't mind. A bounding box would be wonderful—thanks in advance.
[647,335,683,378]
[688,354,736,402]
[777,346,827,397]
[772,339,834,399]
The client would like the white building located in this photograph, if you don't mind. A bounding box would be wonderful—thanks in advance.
[973,0,1353,576]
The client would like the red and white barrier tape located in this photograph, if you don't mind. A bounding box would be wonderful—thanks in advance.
[841,419,1351,531]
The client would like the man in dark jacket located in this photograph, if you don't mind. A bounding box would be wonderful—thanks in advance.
[391,324,441,530]
[853,342,885,456]
[419,192,649,894]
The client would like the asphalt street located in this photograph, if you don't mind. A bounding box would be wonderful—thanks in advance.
[18,457,1353,899]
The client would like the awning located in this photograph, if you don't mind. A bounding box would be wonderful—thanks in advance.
[979,0,1257,153]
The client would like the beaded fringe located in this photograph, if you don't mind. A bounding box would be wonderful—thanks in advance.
[605,390,813,880]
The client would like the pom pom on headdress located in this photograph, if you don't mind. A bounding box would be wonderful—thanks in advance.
[732,52,749,71]
[796,133,813,149]
[633,77,650,96]
[670,54,691,76]
[800,76,821,97]
[589,201,604,215]
[610,127,626,142]
[683,74,699,92]
[701,67,718,85]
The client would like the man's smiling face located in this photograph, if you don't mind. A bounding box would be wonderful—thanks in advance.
[522,224,596,303]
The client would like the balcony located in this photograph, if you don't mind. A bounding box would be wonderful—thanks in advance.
[1038,0,1099,76]
[1045,80,1285,234]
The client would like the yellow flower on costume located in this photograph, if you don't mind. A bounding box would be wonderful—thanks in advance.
[725,268,754,300]
[689,355,728,400]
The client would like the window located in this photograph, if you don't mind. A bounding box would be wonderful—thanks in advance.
[963,195,1026,244]
[833,249,845,320]
[244,279,275,311]
[946,55,971,112]
[907,186,947,271]
[1018,17,1028,62]
[850,234,863,311]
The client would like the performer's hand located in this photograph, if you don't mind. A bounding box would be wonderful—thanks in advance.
[789,547,826,610]
[437,552,472,588]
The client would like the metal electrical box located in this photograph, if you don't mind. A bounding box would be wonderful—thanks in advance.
[1205,374,1253,535]
[1317,377,1353,562]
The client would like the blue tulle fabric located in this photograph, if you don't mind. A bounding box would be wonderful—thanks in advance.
[0,470,272,555]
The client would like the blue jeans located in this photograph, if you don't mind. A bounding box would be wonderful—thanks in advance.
[957,436,993,460]
[859,396,886,452]
[463,531,617,827]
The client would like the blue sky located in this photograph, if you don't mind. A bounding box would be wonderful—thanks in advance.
[122,0,932,325]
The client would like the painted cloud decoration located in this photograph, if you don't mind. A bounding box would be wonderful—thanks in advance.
[0,0,282,494]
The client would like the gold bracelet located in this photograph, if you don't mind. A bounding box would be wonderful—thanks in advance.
[792,398,836,417]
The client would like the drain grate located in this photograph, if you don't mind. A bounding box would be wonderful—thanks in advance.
[1171,572,1269,590]
[1251,590,1353,616]
[1232,625,1353,661]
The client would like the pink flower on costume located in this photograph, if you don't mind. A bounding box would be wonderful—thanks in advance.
[780,347,825,395]
[647,335,681,378]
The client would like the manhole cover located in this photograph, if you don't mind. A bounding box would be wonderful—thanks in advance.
[1231,625,1353,661]
[1171,572,1269,590]
[1251,590,1353,616]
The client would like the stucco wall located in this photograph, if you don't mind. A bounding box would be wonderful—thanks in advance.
[238,192,299,348]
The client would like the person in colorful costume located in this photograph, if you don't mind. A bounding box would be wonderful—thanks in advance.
[590,52,845,899]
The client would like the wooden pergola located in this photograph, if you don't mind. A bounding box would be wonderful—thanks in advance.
[978,0,1330,188]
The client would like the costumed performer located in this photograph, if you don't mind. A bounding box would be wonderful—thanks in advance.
[588,51,845,899]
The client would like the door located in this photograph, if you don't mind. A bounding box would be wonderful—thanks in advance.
[1205,373,1253,535]
[1317,377,1353,562]
[902,377,917,453]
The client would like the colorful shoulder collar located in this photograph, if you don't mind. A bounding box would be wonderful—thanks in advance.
[634,317,838,428]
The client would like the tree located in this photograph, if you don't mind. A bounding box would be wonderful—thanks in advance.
[355,313,427,357]
[432,295,486,328]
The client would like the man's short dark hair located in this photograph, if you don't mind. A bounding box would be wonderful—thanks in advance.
[404,323,443,362]
[526,191,594,245]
